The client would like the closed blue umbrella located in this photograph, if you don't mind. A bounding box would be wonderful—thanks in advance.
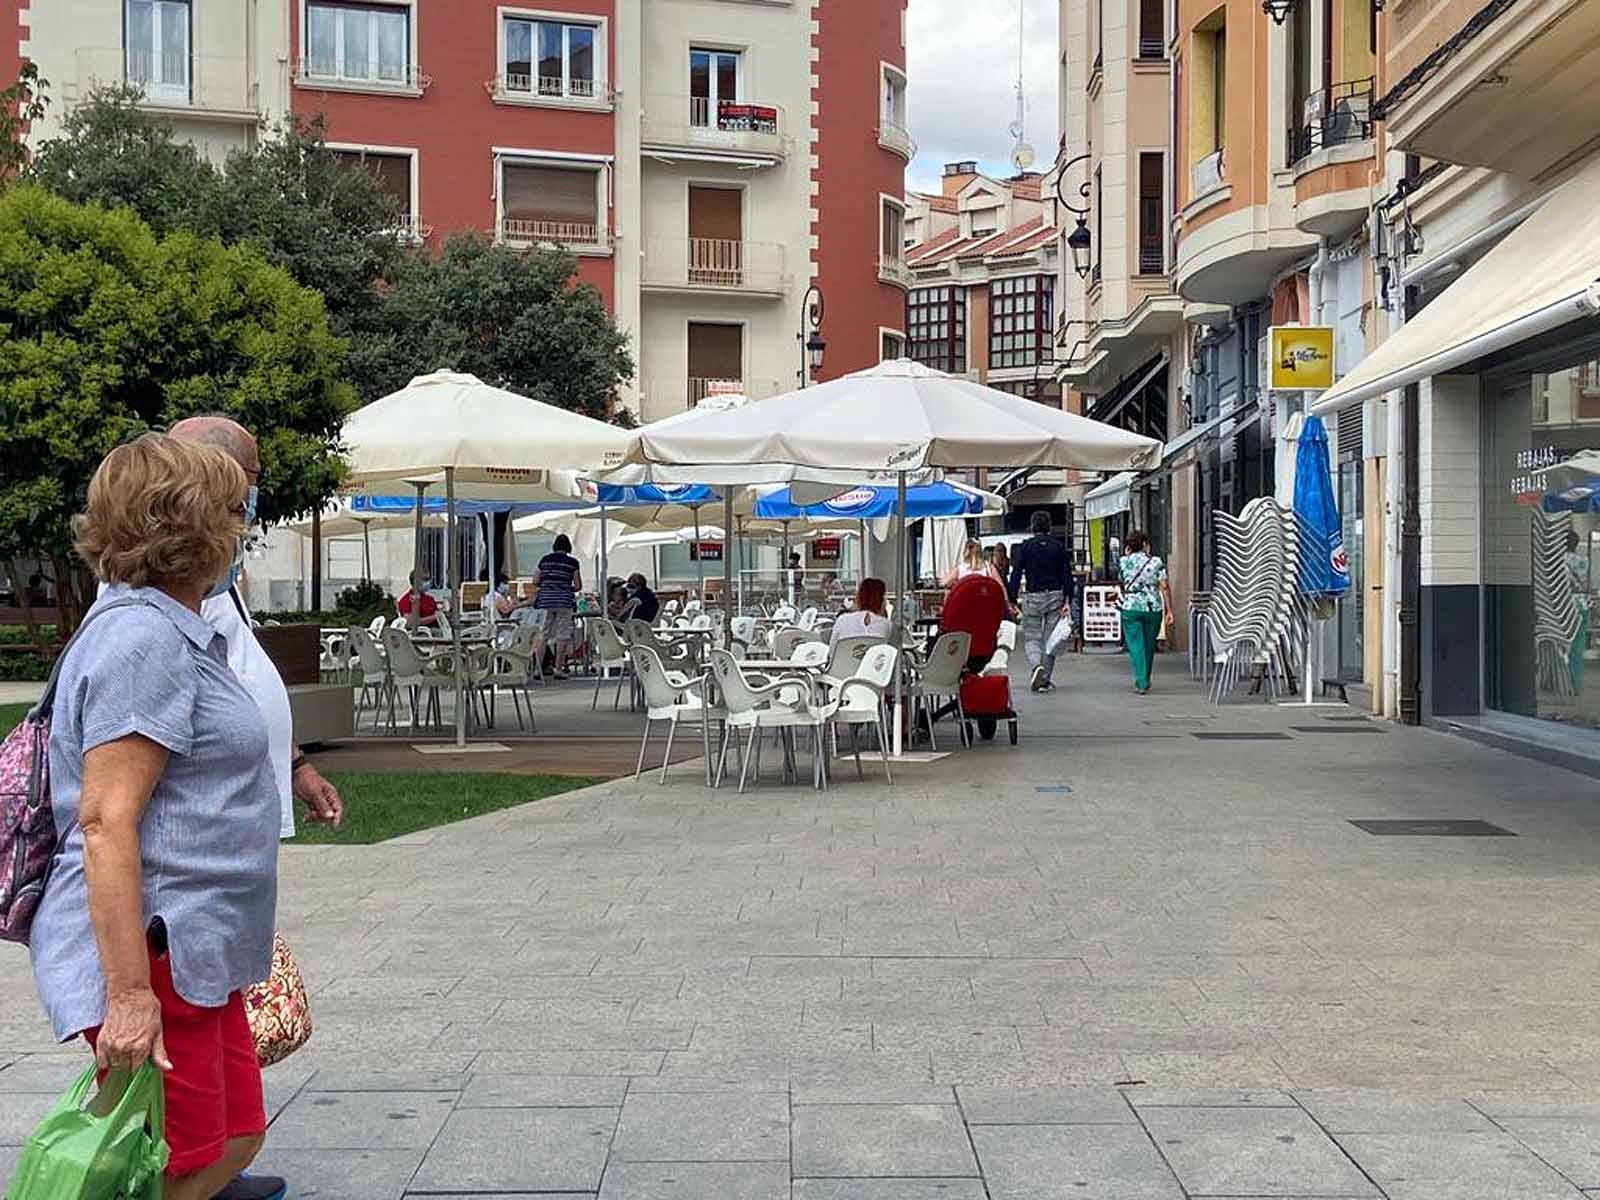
[1293,415,1350,598]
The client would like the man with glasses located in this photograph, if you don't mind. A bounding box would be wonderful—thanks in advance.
[168,415,342,1200]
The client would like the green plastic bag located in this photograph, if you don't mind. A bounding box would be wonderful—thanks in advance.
[5,1061,168,1199]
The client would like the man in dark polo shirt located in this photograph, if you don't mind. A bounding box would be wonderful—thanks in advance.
[1007,510,1073,692]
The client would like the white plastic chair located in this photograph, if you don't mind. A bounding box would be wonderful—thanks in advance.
[368,616,387,637]
[350,627,390,732]
[632,645,724,784]
[708,650,823,793]
[381,627,457,733]
[910,631,971,751]
[480,622,539,731]
[797,606,819,631]
[814,643,898,785]
[588,618,632,711]
[771,627,808,661]
[790,641,830,669]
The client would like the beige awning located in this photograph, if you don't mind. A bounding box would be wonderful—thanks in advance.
[1312,155,1600,416]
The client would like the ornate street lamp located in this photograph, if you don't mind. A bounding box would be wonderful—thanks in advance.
[1054,151,1093,280]
[798,284,825,387]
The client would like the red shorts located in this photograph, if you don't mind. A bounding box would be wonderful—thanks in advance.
[84,951,266,1177]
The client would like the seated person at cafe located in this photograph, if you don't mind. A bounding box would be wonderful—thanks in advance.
[625,573,660,624]
[830,577,894,649]
[397,570,440,626]
[483,573,516,622]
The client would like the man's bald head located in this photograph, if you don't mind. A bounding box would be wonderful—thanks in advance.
[169,415,260,480]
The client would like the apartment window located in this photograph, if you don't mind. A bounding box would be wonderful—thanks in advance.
[1189,9,1227,169]
[882,68,906,129]
[1138,151,1164,274]
[881,331,907,362]
[305,1,410,85]
[1138,0,1165,58]
[690,47,741,127]
[503,14,596,99]
[499,160,603,247]
[990,275,1054,369]
[125,0,190,104]
[1212,26,1227,150]
[970,211,998,237]
[688,322,743,405]
[332,148,413,224]
[1092,165,1103,281]
[881,199,905,264]
[908,286,966,374]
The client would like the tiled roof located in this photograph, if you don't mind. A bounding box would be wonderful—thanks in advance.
[1007,174,1044,200]
[905,216,1057,269]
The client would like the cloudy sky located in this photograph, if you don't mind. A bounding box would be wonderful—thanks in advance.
[905,0,1060,194]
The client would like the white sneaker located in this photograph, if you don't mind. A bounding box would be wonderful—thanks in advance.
[1030,666,1046,692]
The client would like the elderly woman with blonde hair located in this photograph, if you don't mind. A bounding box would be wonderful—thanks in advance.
[28,433,280,1200]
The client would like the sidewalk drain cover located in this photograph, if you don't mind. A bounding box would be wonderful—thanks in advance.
[1290,724,1386,734]
[1192,732,1291,740]
[1035,785,1074,794]
[1349,819,1515,836]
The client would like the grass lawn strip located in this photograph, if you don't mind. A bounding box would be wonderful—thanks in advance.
[0,703,30,739]
[291,770,603,845]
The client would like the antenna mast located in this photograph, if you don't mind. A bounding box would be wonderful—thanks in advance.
[1009,0,1035,171]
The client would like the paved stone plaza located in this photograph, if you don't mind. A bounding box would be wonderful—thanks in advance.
[6,651,1600,1197]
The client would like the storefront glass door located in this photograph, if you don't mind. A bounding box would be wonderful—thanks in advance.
[1336,459,1363,679]
[1483,362,1600,728]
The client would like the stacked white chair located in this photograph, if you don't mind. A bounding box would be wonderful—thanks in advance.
[1204,497,1306,702]
[1533,510,1584,696]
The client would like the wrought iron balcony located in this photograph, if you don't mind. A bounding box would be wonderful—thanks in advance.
[642,237,788,296]
[1287,77,1376,167]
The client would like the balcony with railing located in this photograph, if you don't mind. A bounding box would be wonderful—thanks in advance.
[643,377,784,416]
[487,72,614,109]
[73,47,260,120]
[1287,78,1375,168]
[1138,240,1165,275]
[640,95,787,163]
[295,57,429,96]
[497,218,611,253]
[1190,148,1225,202]
[878,117,916,161]
[641,237,788,296]
[877,253,915,290]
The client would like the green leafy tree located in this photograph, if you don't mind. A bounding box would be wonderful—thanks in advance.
[365,233,634,419]
[0,186,356,617]
[0,61,49,178]
[24,84,220,234]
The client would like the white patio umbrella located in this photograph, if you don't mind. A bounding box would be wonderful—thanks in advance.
[340,370,636,746]
[626,360,1162,755]
[285,502,448,584]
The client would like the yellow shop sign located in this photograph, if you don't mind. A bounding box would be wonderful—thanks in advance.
[1268,325,1335,391]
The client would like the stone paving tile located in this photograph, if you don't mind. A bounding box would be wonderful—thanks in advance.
[598,1160,790,1199]
[1293,1089,1498,1133]
[1336,1130,1586,1198]
[410,1106,618,1193]
[791,1181,989,1200]
[970,1124,1184,1200]
[610,1091,789,1162]
[0,1091,57,1144]
[1498,1118,1600,1189]
[1139,1105,1381,1197]
[260,1148,424,1199]
[791,1104,979,1178]
[458,1072,628,1108]
[0,1054,90,1093]
[957,1084,1135,1125]
[474,1050,666,1075]
[267,1090,458,1150]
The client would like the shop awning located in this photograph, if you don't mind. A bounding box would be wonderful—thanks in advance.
[1312,154,1600,417]
[1084,471,1135,520]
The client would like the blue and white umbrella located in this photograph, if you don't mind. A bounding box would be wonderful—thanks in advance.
[754,480,997,521]
[1292,415,1350,598]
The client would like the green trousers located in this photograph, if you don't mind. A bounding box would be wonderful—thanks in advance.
[1121,609,1162,690]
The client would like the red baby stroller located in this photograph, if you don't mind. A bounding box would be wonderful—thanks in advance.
[937,573,1019,746]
